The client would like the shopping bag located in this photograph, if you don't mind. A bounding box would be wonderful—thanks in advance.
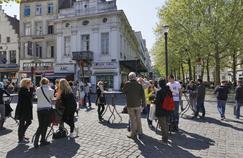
[149,104,157,120]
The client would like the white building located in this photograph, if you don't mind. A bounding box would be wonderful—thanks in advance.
[0,6,19,82]
[55,0,150,90]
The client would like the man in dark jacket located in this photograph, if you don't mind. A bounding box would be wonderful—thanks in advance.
[235,80,243,119]
[155,78,171,144]
[194,79,206,118]
[214,80,229,120]
[123,72,146,139]
[0,82,10,130]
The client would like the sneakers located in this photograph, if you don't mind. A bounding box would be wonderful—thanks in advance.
[127,134,136,139]
[18,139,29,144]
[69,132,74,138]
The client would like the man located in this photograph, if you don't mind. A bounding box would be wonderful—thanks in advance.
[194,79,206,118]
[214,80,229,120]
[167,75,182,131]
[235,80,243,119]
[123,72,146,139]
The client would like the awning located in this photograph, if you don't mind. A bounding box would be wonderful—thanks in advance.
[120,60,147,72]
[0,68,19,73]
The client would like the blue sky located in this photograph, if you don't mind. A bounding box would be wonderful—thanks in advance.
[1,0,164,51]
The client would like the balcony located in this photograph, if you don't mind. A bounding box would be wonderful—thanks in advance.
[58,0,117,18]
[72,51,93,63]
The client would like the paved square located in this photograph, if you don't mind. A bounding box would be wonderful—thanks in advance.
[0,95,243,158]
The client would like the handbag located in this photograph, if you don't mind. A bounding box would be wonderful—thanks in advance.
[149,104,157,120]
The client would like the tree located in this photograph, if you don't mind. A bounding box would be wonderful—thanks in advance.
[152,0,243,85]
[0,0,20,3]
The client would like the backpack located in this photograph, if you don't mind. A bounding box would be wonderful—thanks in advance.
[161,90,175,111]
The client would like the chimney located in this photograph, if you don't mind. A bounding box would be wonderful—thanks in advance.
[14,15,17,19]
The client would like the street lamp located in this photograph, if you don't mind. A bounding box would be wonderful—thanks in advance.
[163,25,169,79]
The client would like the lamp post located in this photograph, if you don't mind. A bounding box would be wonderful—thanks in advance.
[163,25,169,79]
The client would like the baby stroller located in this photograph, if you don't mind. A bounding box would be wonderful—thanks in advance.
[4,96,18,124]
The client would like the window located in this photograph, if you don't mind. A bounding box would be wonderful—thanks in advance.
[51,46,54,58]
[6,37,10,43]
[0,51,7,64]
[101,33,109,55]
[81,35,90,51]
[64,36,71,56]
[24,6,30,17]
[35,21,43,35]
[96,75,114,89]
[36,43,42,58]
[9,50,16,64]
[82,20,89,26]
[24,23,31,36]
[47,43,54,58]
[48,3,54,14]
[48,25,54,34]
[36,5,42,16]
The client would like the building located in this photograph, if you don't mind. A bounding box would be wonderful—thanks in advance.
[0,6,19,82]
[55,0,150,90]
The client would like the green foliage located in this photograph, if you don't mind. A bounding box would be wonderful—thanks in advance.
[0,0,21,4]
[152,0,243,83]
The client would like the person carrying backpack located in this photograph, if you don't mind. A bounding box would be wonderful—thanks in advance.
[214,80,229,120]
[155,78,173,144]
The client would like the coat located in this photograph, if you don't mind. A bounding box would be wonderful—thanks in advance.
[155,86,171,117]
[60,92,77,120]
[15,87,33,121]
[123,80,146,108]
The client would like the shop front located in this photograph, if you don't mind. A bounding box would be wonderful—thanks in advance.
[0,64,19,82]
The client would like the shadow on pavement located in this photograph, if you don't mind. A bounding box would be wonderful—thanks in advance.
[6,138,80,158]
[186,116,243,132]
[135,132,211,158]
[0,129,12,136]
[100,121,128,129]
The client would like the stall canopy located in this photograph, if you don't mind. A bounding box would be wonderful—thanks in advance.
[120,60,147,73]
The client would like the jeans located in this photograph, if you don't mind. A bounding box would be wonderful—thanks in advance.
[84,93,91,107]
[127,107,142,137]
[235,101,242,118]
[172,101,180,125]
[34,109,52,145]
[195,98,205,117]
[217,100,227,118]
[98,104,105,120]
[146,104,152,126]
[18,119,32,141]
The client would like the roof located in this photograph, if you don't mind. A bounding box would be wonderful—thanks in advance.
[6,15,19,35]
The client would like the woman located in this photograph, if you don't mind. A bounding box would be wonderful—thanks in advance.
[0,82,10,130]
[145,80,156,128]
[96,81,106,122]
[33,78,54,148]
[15,78,34,144]
[58,79,78,138]
[155,78,171,144]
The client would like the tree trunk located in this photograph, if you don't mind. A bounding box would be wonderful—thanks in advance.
[201,59,205,80]
[188,58,192,80]
[193,65,196,81]
[206,57,210,82]
[232,51,237,87]
[181,64,185,83]
[214,49,221,86]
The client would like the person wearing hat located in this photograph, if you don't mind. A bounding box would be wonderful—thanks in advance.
[235,80,243,119]
[0,82,10,130]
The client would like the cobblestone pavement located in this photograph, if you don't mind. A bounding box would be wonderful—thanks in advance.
[0,95,243,158]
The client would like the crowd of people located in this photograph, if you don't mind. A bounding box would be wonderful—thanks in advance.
[0,73,242,147]
[123,72,243,143]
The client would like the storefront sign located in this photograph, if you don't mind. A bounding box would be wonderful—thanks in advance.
[93,62,118,69]
[23,62,53,71]
[54,64,75,73]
